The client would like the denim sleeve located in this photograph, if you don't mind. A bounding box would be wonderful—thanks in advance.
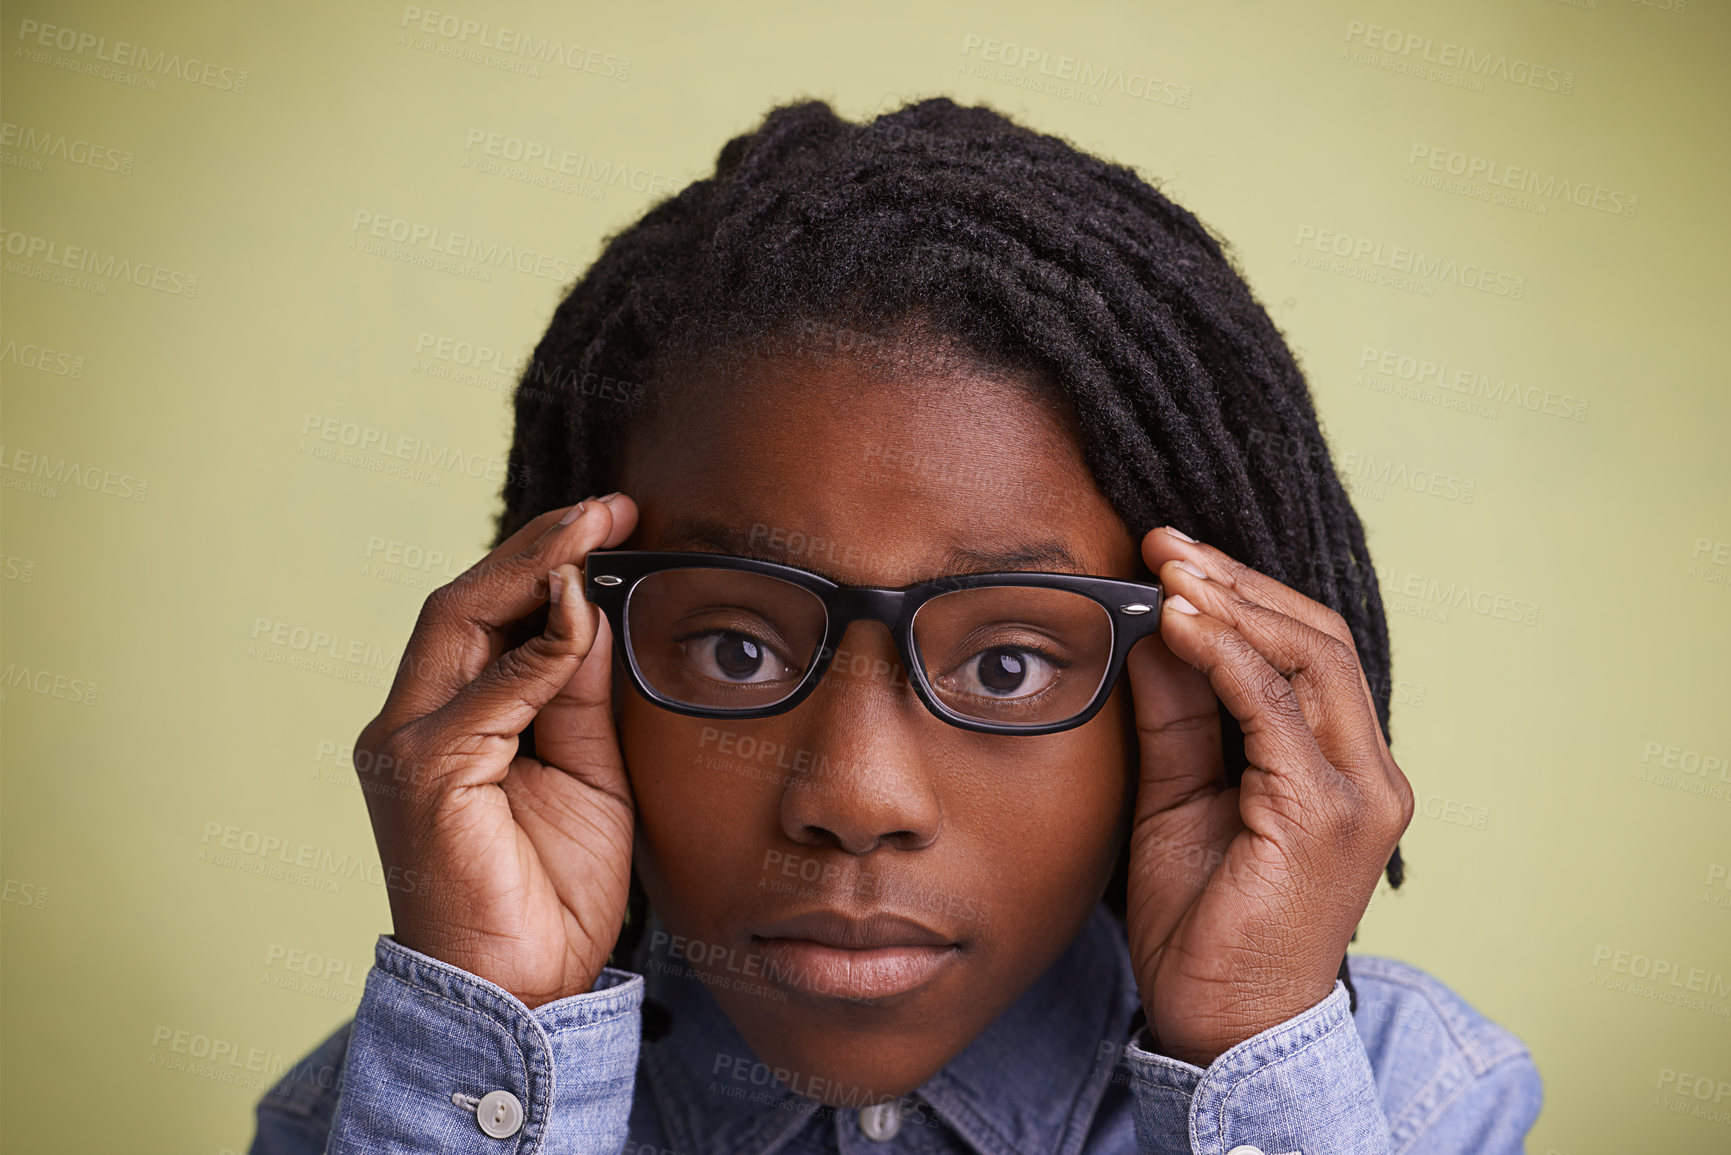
[316,934,644,1154]
[1395,1056,1541,1154]
[1122,981,1394,1155]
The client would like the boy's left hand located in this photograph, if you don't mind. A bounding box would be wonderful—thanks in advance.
[1123,526,1414,1068]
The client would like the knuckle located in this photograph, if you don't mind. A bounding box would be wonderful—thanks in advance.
[492,641,542,687]
[390,718,442,766]
[1135,708,1216,742]
[1254,667,1298,716]
[1187,625,1231,676]
[1317,779,1367,841]
[419,582,459,627]
[355,715,388,756]
[358,715,412,766]
[443,727,512,765]
[1315,635,1360,681]
[1386,762,1416,829]
[1231,592,1272,627]
[1317,606,1351,643]
[495,557,550,605]
[355,733,426,803]
[1213,552,1249,587]
[497,539,546,580]
[496,633,576,689]
[391,719,484,791]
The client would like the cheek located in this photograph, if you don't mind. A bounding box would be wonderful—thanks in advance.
[996,700,1134,889]
[933,703,1135,940]
[619,699,778,918]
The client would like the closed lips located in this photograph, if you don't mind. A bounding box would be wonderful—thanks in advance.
[748,909,956,949]
[748,910,963,1002]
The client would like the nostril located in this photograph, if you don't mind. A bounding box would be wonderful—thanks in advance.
[891,827,940,852]
[798,824,911,856]
[796,824,854,852]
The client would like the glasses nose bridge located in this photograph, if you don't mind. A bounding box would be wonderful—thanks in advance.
[824,587,914,665]
[814,585,922,710]
[829,585,908,631]
[820,586,916,670]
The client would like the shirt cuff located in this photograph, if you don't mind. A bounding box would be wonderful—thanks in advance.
[1122,981,1391,1155]
[326,934,643,1154]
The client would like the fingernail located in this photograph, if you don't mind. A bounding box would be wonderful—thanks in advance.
[558,500,590,526]
[1174,559,1207,580]
[1165,594,1199,616]
[1164,526,1196,543]
[548,569,564,603]
[598,491,622,503]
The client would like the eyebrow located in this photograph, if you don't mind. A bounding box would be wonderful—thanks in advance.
[657,516,1088,585]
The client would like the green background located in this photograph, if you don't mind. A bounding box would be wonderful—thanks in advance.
[3,1,1727,1151]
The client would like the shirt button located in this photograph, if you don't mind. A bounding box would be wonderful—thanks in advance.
[1225,1147,1266,1155]
[475,1090,524,1138]
[858,1101,902,1141]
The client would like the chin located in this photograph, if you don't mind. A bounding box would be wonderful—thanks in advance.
[706,979,965,1104]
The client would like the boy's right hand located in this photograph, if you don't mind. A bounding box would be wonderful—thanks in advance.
[352,493,640,1008]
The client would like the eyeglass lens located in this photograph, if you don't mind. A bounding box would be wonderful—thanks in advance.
[623,568,1114,728]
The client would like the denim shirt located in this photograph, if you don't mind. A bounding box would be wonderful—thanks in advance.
[249,903,1541,1155]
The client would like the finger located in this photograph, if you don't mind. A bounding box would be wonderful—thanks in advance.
[1156,559,1388,779]
[396,558,608,793]
[1121,624,1247,944]
[383,494,638,726]
[1156,593,1345,828]
[496,602,636,968]
[473,493,642,670]
[1144,526,1384,736]
[530,597,632,806]
[1163,593,1414,864]
[463,493,641,673]
[1124,785,1242,985]
[451,493,640,630]
[501,756,635,966]
[1143,527,1356,649]
[1125,634,1224,805]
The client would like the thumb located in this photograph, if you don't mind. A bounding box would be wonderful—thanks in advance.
[1127,632,1223,810]
[532,593,631,802]
[1124,630,1236,956]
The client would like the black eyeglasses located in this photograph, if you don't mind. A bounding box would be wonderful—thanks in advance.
[582,550,1163,736]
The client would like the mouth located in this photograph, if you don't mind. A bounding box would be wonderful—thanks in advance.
[747,909,962,1003]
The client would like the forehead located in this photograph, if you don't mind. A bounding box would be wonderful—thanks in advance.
[616,354,1137,586]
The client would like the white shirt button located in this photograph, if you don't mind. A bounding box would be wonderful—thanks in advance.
[858,1101,902,1141]
[1225,1146,1266,1155]
[476,1089,524,1138]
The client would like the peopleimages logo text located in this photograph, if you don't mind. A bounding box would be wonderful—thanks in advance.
[1294,225,1526,299]
[15,19,248,91]
[0,227,198,296]
[1343,20,1574,94]
[350,211,575,282]
[1408,144,1637,219]
[399,7,630,79]
[959,34,1191,107]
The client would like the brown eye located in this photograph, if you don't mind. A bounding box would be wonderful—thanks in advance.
[938,645,1061,700]
[680,630,797,685]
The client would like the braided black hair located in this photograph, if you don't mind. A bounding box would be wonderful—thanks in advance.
[491,97,1403,996]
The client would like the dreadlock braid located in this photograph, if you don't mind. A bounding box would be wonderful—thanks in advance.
[490,97,1405,978]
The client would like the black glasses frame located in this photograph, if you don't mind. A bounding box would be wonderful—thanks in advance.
[582,549,1164,736]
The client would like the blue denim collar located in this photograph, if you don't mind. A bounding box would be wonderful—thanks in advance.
[632,902,1141,1155]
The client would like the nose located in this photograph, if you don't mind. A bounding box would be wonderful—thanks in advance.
[778,620,942,855]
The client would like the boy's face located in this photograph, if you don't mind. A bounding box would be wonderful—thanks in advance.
[612,350,1152,1103]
